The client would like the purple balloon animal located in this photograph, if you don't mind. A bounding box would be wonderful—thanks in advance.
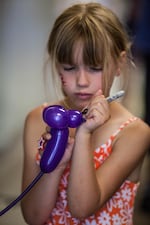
[40,105,84,173]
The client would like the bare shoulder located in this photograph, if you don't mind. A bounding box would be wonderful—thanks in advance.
[23,104,48,152]
[113,103,150,148]
[24,103,47,133]
[125,118,150,139]
[118,117,150,154]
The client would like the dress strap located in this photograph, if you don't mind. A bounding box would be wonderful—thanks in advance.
[110,117,138,141]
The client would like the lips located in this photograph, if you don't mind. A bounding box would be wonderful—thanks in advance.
[75,93,92,100]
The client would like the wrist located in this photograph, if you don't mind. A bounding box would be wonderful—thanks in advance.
[75,125,91,139]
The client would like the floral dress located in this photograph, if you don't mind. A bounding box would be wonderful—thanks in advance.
[36,117,139,225]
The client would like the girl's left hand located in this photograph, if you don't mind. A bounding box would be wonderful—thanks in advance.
[81,90,110,133]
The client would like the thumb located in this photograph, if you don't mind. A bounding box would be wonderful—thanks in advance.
[94,89,103,97]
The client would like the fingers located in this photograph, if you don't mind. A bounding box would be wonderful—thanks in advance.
[86,102,109,122]
[42,126,51,140]
[94,89,103,97]
[82,91,110,131]
[82,90,103,115]
[37,126,51,156]
[87,92,109,118]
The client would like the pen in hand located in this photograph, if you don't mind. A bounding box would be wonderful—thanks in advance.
[81,90,125,115]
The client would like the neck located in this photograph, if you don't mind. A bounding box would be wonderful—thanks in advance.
[60,98,81,111]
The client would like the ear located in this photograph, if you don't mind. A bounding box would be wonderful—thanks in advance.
[120,51,127,63]
[116,51,127,77]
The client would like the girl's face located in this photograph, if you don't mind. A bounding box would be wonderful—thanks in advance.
[57,42,115,111]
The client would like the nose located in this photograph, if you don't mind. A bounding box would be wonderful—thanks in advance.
[77,69,89,87]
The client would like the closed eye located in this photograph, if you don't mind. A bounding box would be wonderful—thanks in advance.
[90,67,103,72]
[63,66,75,71]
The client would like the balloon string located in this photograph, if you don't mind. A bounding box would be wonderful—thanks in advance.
[0,171,44,216]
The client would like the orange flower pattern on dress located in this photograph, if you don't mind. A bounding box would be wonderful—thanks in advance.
[36,117,139,225]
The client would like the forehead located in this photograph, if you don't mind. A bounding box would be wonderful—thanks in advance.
[58,38,104,66]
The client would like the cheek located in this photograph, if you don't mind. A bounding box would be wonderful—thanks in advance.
[60,74,74,89]
[60,74,67,86]
[93,77,102,90]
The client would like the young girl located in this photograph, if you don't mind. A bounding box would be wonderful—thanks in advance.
[21,2,150,225]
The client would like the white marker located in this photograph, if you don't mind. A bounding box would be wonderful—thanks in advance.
[106,90,125,103]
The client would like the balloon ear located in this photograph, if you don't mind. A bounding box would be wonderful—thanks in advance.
[67,110,85,128]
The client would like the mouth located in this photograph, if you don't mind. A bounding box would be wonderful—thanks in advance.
[75,92,92,100]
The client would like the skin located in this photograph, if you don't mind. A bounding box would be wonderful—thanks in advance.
[21,43,150,225]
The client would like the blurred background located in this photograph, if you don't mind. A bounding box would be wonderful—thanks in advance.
[0,0,149,224]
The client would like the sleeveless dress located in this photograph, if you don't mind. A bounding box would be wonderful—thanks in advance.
[36,117,139,225]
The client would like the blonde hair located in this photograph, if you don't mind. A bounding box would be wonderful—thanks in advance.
[46,2,133,98]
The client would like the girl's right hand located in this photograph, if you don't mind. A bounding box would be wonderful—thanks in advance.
[40,126,74,171]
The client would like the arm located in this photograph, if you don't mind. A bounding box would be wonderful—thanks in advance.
[67,91,110,218]
[67,99,150,219]
[21,106,73,225]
